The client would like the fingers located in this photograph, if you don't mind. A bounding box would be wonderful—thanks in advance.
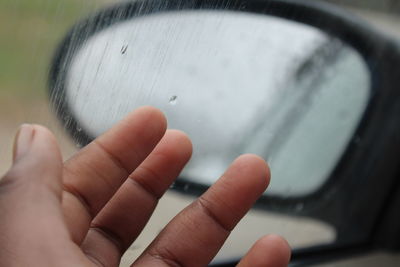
[237,235,291,267]
[62,107,167,244]
[133,154,270,267]
[80,130,192,267]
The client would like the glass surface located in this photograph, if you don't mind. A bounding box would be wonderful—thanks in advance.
[65,11,370,197]
[2,0,400,265]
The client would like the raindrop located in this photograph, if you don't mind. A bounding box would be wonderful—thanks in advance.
[169,95,178,105]
[121,45,128,54]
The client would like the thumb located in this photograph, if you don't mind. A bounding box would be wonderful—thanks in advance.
[2,124,63,200]
[0,126,73,266]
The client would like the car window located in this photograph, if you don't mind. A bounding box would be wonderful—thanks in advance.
[1,0,400,266]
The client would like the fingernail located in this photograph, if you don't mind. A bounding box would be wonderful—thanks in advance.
[13,124,35,162]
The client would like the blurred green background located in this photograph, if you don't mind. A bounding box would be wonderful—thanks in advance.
[0,0,105,99]
[0,0,110,176]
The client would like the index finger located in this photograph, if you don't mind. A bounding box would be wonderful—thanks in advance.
[62,106,167,244]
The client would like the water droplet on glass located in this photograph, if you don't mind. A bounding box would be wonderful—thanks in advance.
[121,45,128,54]
[169,95,178,105]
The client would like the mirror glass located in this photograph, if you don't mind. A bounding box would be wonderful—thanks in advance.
[62,10,371,197]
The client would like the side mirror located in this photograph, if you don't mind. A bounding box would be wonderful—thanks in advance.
[49,0,400,265]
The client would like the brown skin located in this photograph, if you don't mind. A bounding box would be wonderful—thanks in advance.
[0,106,291,267]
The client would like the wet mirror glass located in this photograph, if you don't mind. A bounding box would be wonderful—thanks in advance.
[60,10,371,197]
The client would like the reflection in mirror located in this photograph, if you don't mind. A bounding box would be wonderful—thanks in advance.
[61,11,371,197]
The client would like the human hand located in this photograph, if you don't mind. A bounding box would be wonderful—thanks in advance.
[0,107,290,267]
